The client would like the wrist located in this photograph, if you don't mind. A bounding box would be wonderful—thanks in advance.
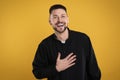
[56,66,61,72]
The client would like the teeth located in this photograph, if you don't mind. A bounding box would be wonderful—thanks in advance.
[58,23,64,26]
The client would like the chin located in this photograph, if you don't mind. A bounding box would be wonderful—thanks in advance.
[55,27,67,33]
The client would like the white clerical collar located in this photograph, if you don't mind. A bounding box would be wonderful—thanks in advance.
[61,40,66,44]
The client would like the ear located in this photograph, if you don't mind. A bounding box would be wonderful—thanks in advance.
[49,20,52,25]
[49,15,52,25]
[67,16,69,23]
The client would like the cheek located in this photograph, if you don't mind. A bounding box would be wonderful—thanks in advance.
[66,17,69,23]
[65,19,69,24]
[50,20,57,24]
[64,18,69,23]
[50,22,57,27]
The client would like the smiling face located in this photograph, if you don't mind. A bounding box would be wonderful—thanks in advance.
[49,9,69,33]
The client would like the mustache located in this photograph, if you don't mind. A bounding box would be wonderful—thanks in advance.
[55,22,65,25]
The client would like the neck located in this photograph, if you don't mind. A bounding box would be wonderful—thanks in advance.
[55,28,69,42]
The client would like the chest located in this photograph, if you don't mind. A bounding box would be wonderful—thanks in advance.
[46,40,87,65]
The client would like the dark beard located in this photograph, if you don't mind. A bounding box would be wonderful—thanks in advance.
[54,26,67,33]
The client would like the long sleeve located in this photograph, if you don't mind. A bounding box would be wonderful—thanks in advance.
[86,37,101,80]
[32,43,58,79]
[32,31,101,80]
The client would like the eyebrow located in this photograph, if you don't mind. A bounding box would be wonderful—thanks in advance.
[52,14,66,16]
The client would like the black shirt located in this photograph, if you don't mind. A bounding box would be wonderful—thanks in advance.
[32,29,101,80]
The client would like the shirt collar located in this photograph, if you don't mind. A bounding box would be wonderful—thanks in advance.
[53,28,72,43]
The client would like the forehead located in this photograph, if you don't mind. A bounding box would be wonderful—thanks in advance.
[51,9,67,15]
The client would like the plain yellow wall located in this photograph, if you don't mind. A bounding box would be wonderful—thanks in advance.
[0,0,120,80]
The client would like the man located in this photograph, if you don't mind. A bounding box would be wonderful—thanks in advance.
[32,4,101,80]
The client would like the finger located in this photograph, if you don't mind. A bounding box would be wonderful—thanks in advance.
[66,63,76,69]
[65,53,74,60]
[57,52,61,60]
[67,55,76,62]
[68,58,76,64]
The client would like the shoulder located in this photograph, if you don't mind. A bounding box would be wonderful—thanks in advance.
[70,30,92,47]
[39,33,54,46]
[70,30,90,40]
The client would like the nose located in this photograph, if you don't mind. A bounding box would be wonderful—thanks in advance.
[58,17,62,22]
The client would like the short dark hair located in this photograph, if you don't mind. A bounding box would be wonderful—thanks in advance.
[49,4,67,14]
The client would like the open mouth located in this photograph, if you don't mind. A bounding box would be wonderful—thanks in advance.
[56,23,65,27]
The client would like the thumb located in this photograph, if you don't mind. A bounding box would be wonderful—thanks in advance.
[57,52,61,60]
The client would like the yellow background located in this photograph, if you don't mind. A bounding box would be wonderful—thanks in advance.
[0,0,120,80]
